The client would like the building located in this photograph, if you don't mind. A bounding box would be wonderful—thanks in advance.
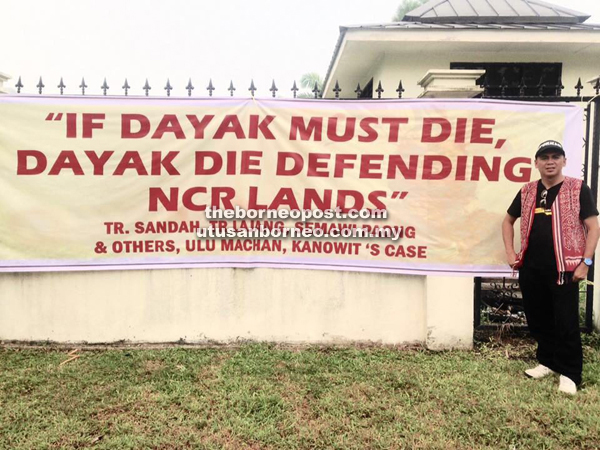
[323,0,600,100]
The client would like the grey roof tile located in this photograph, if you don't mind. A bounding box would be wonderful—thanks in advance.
[490,0,515,16]
[505,0,536,16]
[475,0,498,16]
[436,1,459,16]
[454,0,478,15]
[404,0,590,23]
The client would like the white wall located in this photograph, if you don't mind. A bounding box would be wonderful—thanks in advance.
[0,268,474,347]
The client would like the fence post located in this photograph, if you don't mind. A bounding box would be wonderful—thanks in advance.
[591,99,600,332]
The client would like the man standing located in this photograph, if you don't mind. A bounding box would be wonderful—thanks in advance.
[502,140,600,395]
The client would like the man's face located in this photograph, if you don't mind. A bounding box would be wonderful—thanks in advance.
[534,151,566,177]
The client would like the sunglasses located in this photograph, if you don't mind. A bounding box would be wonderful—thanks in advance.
[541,189,548,209]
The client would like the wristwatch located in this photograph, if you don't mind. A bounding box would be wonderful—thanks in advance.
[583,258,593,267]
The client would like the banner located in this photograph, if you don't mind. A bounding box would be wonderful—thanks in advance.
[0,96,583,275]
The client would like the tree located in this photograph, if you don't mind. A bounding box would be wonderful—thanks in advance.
[393,0,428,21]
[297,72,324,99]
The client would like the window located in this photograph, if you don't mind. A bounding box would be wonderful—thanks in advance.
[450,62,562,97]
[358,78,373,99]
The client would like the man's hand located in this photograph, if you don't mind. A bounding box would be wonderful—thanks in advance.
[502,214,518,268]
[575,216,600,283]
[506,251,517,268]
[573,263,589,282]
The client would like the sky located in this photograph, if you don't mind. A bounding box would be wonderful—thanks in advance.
[2,0,600,97]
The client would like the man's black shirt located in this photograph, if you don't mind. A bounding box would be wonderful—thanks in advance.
[507,180,599,269]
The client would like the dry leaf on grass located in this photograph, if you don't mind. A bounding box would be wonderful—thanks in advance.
[59,355,81,366]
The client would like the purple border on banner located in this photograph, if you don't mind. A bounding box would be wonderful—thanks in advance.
[0,96,580,276]
[0,259,513,277]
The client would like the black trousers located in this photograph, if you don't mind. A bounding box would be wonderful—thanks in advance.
[518,266,583,385]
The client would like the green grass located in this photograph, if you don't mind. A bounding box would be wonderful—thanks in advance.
[1,335,600,449]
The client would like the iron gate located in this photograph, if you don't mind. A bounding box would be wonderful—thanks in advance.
[474,78,600,333]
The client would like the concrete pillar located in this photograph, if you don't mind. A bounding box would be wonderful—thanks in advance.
[405,68,483,347]
[0,72,10,94]
[425,275,474,350]
[587,76,600,92]
[417,69,485,98]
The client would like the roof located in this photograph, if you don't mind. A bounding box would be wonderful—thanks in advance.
[322,1,596,94]
[342,21,600,31]
[404,0,590,24]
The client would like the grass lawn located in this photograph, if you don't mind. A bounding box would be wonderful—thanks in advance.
[1,333,599,450]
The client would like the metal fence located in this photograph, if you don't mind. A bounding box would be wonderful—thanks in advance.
[11,76,406,99]
[10,74,600,98]
[8,73,600,332]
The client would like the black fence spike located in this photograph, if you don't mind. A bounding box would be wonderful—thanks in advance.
[249,79,256,97]
[270,80,278,98]
[376,80,384,99]
[164,79,173,97]
[228,80,236,97]
[58,77,66,95]
[556,75,564,97]
[101,78,109,96]
[396,80,404,99]
[537,75,545,97]
[15,76,23,94]
[354,83,362,99]
[207,79,215,97]
[79,77,87,95]
[312,82,320,99]
[595,77,600,95]
[482,73,489,98]
[333,80,341,99]
[291,81,298,98]
[37,77,45,95]
[575,78,583,96]
[519,75,526,97]
[500,76,508,97]
[186,78,194,97]
[122,78,130,96]
[143,79,151,96]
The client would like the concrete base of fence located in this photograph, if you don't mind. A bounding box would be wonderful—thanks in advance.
[0,269,473,349]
